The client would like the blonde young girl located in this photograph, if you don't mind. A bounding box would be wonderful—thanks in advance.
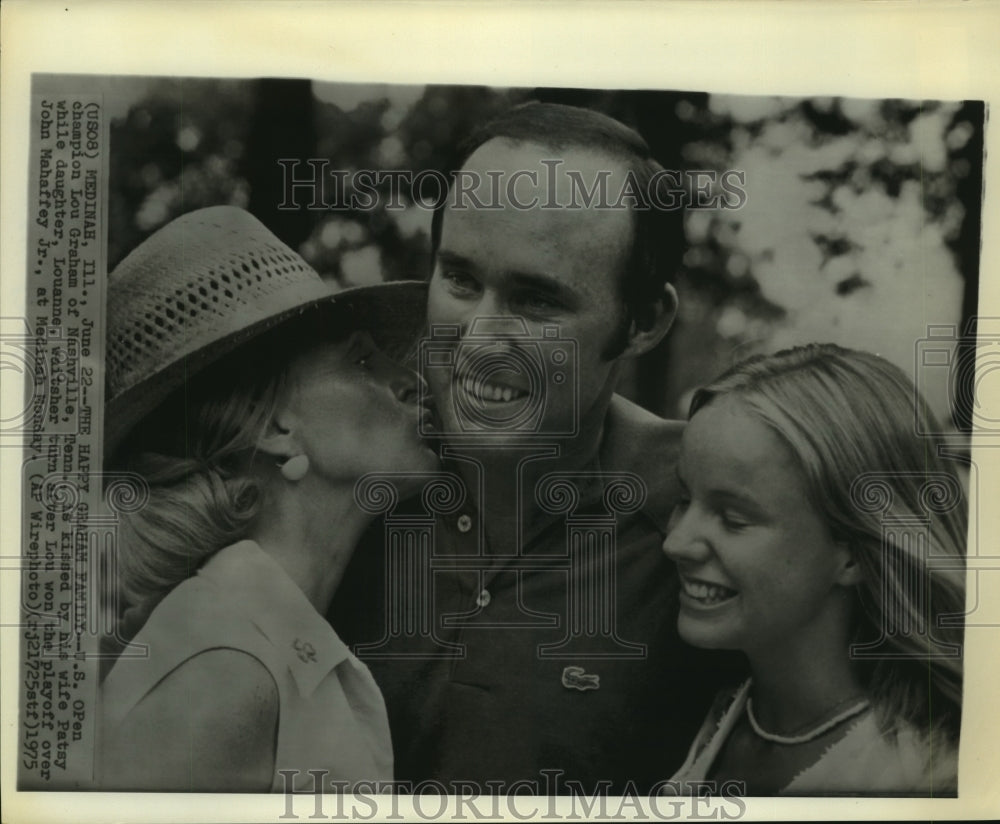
[665,344,965,795]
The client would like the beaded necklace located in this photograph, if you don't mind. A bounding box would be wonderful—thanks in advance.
[745,696,871,745]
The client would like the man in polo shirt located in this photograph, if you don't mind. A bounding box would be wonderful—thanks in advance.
[331,102,727,795]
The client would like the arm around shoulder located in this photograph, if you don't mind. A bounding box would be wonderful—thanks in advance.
[100,648,279,791]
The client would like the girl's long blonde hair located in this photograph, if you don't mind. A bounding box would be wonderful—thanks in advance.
[690,343,967,742]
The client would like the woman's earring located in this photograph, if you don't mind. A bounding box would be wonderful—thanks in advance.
[279,454,310,482]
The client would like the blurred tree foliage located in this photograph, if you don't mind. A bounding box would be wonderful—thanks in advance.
[108,79,254,267]
[107,78,983,423]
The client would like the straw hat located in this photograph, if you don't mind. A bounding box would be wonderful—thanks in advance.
[106,206,427,459]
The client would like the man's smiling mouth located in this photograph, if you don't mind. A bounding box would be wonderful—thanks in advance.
[455,371,529,403]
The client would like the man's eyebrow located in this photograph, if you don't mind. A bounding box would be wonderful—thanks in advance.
[508,271,580,306]
[435,250,475,270]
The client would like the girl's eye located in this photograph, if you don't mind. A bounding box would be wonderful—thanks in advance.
[720,510,751,530]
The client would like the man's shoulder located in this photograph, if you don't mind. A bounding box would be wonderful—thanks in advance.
[601,393,685,467]
[605,393,684,439]
[600,394,685,531]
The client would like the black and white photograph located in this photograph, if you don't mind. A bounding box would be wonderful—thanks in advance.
[2,2,999,822]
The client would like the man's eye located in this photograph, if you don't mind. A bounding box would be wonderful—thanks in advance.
[440,270,480,295]
[516,292,561,313]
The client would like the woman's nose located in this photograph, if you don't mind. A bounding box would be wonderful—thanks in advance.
[662,506,711,563]
[372,350,421,403]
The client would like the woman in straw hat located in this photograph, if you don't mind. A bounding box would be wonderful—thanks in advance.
[98,207,437,791]
[663,344,965,794]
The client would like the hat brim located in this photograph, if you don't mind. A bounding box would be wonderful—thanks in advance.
[105,279,429,461]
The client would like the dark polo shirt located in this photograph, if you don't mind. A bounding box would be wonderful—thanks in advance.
[329,395,736,795]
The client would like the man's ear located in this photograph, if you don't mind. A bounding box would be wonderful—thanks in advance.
[619,282,679,360]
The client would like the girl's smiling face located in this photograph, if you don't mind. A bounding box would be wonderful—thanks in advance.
[662,395,858,656]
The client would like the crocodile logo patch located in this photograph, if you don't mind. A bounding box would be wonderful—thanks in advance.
[561,665,600,691]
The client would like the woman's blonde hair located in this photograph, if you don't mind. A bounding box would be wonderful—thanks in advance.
[690,343,967,741]
[108,315,348,610]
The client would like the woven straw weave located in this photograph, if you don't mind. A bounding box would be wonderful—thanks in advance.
[107,207,332,401]
[105,206,426,458]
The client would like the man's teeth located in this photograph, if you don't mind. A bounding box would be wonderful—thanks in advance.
[461,376,526,402]
[682,579,736,604]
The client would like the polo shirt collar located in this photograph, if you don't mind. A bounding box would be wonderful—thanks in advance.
[196,540,351,697]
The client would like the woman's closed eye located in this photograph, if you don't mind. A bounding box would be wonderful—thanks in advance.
[345,332,378,371]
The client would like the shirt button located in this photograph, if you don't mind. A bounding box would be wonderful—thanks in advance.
[476,589,491,608]
[457,514,473,533]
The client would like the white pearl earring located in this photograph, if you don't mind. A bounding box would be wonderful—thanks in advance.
[280,454,310,482]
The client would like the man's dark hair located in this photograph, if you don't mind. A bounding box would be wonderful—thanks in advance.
[430,101,686,356]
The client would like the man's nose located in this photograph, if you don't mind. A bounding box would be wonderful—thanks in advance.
[662,506,711,563]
